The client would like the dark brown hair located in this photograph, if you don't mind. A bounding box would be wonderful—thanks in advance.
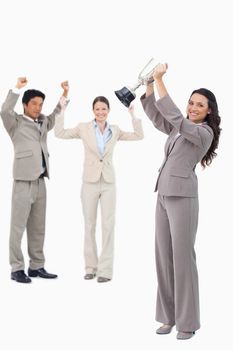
[190,88,221,168]
[92,96,110,109]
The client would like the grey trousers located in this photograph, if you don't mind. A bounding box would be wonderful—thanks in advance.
[10,178,46,272]
[155,194,200,332]
[81,177,116,279]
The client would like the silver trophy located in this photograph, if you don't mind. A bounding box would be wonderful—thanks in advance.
[115,58,158,107]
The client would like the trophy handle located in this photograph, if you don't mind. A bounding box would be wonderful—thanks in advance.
[131,81,141,91]
[138,57,157,83]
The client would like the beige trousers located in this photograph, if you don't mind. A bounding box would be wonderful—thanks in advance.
[81,176,116,279]
[10,178,46,272]
[155,194,200,332]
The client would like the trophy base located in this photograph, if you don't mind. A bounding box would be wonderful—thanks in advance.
[114,87,136,107]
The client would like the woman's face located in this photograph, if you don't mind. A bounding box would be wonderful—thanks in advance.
[93,101,109,123]
[186,93,211,124]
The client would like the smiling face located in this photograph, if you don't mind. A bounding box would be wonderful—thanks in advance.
[93,101,109,123]
[23,97,44,119]
[186,93,211,124]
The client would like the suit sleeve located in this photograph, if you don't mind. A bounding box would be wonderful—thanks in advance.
[117,117,144,141]
[46,99,65,131]
[140,92,173,135]
[54,109,81,139]
[0,90,20,136]
[156,94,213,149]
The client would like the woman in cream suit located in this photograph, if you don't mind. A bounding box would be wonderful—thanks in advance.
[141,64,221,339]
[55,82,143,283]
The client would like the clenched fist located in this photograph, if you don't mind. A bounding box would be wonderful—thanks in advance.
[61,81,69,98]
[16,77,28,89]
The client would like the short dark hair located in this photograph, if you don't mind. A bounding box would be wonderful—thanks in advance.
[22,89,46,105]
[92,96,110,109]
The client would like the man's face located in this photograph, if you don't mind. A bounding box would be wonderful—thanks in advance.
[23,97,44,119]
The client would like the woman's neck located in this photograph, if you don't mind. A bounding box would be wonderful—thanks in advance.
[96,120,106,134]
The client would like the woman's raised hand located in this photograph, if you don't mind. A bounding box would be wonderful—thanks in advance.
[153,63,168,81]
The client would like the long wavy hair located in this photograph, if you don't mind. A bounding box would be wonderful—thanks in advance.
[190,88,221,168]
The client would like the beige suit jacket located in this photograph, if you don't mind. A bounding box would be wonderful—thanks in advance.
[141,93,214,197]
[0,90,62,180]
[54,111,144,183]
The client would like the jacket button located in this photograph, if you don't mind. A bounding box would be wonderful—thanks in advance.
[100,159,103,162]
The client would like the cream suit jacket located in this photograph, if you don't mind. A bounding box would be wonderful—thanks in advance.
[0,90,62,180]
[141,93,214,197]
[54,111,144,183]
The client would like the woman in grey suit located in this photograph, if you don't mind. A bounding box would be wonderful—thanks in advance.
[141,64,221,340]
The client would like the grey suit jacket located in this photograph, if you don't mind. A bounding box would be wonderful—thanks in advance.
[141,93,214,197]
[0,90,62,180]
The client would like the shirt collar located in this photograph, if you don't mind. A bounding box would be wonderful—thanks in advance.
[23,114,35,123]
[23,114,43,123]
[93,119,110,131]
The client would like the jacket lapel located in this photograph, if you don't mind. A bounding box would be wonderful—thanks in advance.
[40,121,46,137]
[87,122,100,155]
[102,125,116,156]
[85,122,116,157]
[166,129,181,156]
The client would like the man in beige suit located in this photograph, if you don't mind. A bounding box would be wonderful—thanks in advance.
[0,77,66,283]
[55,82,144,282]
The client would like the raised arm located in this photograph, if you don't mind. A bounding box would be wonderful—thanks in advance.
[153,64,213,148]
[47,81,70,131]
[0,77,28,135]
[140,75,173,135]
[54,81,81,139]
[118,104,144,141]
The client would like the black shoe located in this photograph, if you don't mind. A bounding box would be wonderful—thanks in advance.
[28,267,57,279]
[84,273,96,280]
[97,276,111,283]
[11,270,32,283]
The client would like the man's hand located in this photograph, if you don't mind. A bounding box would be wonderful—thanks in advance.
[61,81,69,98]
[15,77,28,89]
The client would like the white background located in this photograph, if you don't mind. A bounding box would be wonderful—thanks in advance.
[0,0,232,349]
